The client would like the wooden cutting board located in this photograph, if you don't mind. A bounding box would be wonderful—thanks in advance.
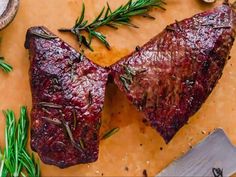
[0,0,236,176]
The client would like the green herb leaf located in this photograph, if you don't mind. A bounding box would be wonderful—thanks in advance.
[101,127,120,140]
[90,31,110,49]
[59,0,166,50]
[120,76,131,91]
[76,2,86,26]
[119,65,137,91]
[0,57,13,73]
[0,107,40,177]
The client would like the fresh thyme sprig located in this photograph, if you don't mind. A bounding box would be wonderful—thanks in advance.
[0,107,40,177]
[59,0,166,51]
[0,56,12,73]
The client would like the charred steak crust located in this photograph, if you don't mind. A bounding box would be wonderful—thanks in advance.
[110,4,236,143]
[25,27,109,168]
[25,3,236,168]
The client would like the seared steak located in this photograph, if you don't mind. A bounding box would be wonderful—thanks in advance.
[110,3,236,143]
[25,27,108,168]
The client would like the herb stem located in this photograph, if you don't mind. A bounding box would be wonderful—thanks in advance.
[0,150,6,177]
[0,107,40,177]
[59,0,166,50]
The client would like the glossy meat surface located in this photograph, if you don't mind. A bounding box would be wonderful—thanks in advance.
[110,4,236,143]
[25,27,108,168]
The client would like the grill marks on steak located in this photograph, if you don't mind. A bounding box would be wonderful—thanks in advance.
[110,4,236,143]
[25,27,108,168]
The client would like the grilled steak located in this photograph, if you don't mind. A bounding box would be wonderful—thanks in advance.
[25,27,108,168]
[110,3,236,143]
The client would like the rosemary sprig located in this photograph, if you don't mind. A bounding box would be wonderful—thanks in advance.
[0,37,12,73]
[59,0,166,50]
[31,31,57,39]
[0,149,7,177]
[0,56,12,73]
[0,107,40,177]
[120,65,136,91]
[120,76,131,91]
[38,102,63,109]
[101,127,120,140]
[19,150,40,177]
[62,120,84,152]
[42,116,62,126]
[41,110,84,152]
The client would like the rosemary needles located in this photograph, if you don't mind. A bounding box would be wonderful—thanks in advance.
[0,57,12,73]
[0,107,40,177]
[59,0,166,51]
[0,38,12,73]
[101,127,120,140]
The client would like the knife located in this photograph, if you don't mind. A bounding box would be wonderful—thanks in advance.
[156,128,236,177]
